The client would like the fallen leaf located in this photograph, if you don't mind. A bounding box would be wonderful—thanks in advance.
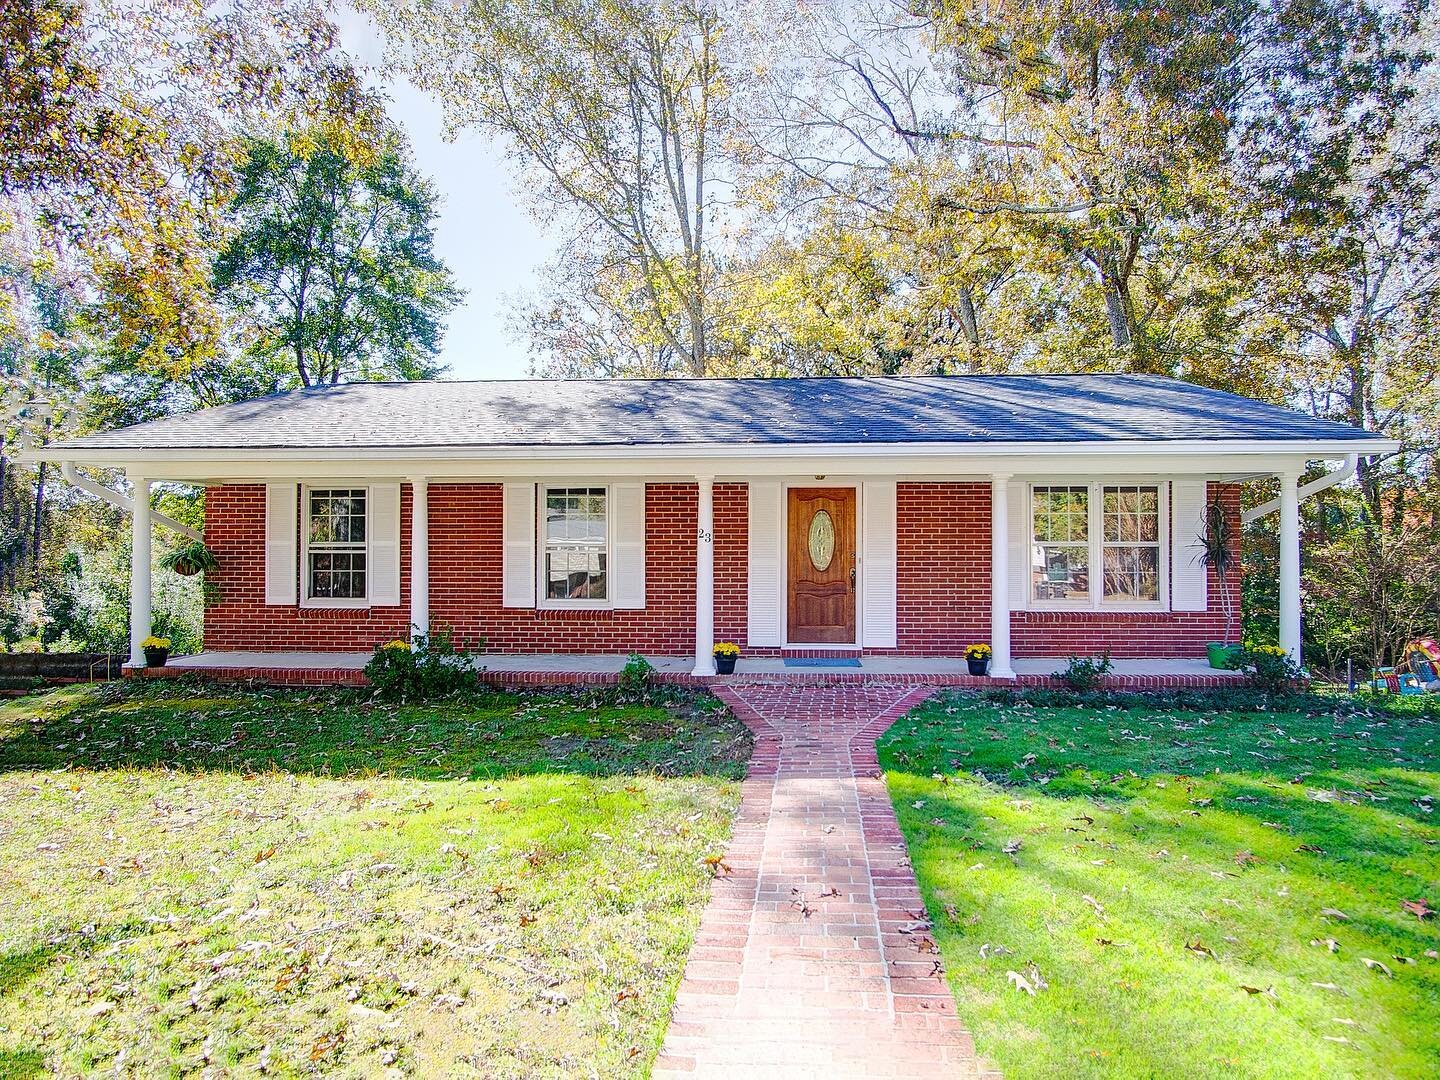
[1360,957,1393,978]
[1320,908,1350,920]
[1233,851,1260,867]
[253,846,277,864]
[1006,970,1036,995]
[310,1033,343,1061]
[1402,899,1433,920]
[1002,839,1022,855]
[1185,940,1216,959]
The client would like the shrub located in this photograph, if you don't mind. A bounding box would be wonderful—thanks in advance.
[363,628,477,700]
[1054,652,1113,692]
[618,653,655,696]
[1240,643,1303,694]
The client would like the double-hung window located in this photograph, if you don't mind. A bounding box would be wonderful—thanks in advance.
[306,487,367,603]
[1030,482,1167,608]
[541,486,609,605]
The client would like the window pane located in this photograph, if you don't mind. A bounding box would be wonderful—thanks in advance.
[1032,544,1089,601]
[1103,485,1158,543]
[1103,546,1158,601]
[1033,486,1088,543]
[546,548,607,600]
[543,488,608,601]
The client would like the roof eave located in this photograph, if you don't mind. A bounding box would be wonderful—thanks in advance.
[24,436,1400,465]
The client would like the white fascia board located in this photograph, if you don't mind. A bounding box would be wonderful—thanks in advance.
[27,436,1398,462]
[25,452,1393,486]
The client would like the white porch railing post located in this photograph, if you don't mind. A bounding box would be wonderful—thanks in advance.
[692,475,716,676]
[1279,469,1302,665]
[128,472,152,669]
[990,474,1016,679]
[410,477,429,640]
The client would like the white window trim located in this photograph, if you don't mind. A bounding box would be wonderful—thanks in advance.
[536,483,614,610]
[1027,481,1170,612]
[300,483,372,609]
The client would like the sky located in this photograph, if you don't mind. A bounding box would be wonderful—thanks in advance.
[335,8,551,381]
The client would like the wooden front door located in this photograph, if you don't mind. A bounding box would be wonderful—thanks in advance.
[787,487,856,644]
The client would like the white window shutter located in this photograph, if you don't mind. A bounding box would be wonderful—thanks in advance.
[264,483,297,605]
[861,480,898,648]
[1006,481,1029,608]
[746,481,782,646]
[611,482,646,609]
[1171,480,1209,611]
[368,483,402,607]
[502,483,537,608]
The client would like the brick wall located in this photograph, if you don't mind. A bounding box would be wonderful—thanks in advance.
[204,482,749,655]
[204,484,412,651]
[888,481,1239,659]
[1008,482,1240,659]
[895,483,992,653]
[204,480,1239,658]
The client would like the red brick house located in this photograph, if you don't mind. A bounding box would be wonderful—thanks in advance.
[35,376,1392,679]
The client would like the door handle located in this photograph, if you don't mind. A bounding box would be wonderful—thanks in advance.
[849,567,856,588]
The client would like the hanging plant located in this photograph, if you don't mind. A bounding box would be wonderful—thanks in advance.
[160,539,219,577]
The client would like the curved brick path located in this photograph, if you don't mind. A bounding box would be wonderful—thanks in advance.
[653,684,998,1079]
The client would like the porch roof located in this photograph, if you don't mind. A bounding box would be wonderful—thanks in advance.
[45,375,1390,456]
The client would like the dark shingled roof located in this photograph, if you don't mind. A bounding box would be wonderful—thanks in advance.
[52,375,1387,452]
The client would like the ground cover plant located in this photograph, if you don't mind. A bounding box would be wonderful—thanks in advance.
[880,689,1440,1079]
[0,681,750,1077]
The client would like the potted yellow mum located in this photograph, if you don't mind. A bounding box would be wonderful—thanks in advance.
[712,642,740,675]
[965,643,992,676]
[142,635,171,667]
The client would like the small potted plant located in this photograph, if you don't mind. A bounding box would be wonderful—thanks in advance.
[142,635,171,667]
[965,643,992,676]
[160,539,219,578]
[712,642,740,675]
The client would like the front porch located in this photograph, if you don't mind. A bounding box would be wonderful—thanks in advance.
[141,650,1247,689]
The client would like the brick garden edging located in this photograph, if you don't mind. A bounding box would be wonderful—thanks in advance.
[132,665,1244,691]
[652,684,1000,1079]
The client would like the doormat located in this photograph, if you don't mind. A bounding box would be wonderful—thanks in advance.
[782,656,862,668]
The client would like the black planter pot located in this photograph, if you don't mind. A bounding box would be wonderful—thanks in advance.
[144,647,169,668]
[714,655,737,675]
[967,657,990,676]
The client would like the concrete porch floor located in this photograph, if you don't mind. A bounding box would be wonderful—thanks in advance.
[155,651,1245,688]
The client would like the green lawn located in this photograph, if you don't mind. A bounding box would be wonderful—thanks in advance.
[880,690,1440,1080]
[0,681,750,1078]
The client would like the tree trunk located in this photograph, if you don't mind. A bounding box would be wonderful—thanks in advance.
[955,289,980,345]
[30,459,46,567]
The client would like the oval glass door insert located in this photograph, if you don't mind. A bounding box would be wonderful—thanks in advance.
[808,509,836,571]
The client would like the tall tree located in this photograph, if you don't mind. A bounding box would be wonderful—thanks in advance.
[0,0,374,382]
[373,0,731,375]
[213,128,461,387]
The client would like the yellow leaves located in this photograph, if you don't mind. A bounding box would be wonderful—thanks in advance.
[702,854,731,876]
[310,1031,344,1061]
[253,845,277,864]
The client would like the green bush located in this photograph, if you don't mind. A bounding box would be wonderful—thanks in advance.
[1240,643,1304,694]
[618,653,655,697]
[1054,651,1114,692]
[363,628,479,701]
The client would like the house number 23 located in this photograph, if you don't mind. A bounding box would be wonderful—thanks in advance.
[697,527,713,543]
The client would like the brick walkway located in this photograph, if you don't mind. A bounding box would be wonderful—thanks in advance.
[654,684,998,1079]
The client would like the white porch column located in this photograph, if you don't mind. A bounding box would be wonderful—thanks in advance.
[128,473,152,668]
[692,475,716,676]
[989,474,1016,679]
[1279,469,1302,666]
[410,477,429,639]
